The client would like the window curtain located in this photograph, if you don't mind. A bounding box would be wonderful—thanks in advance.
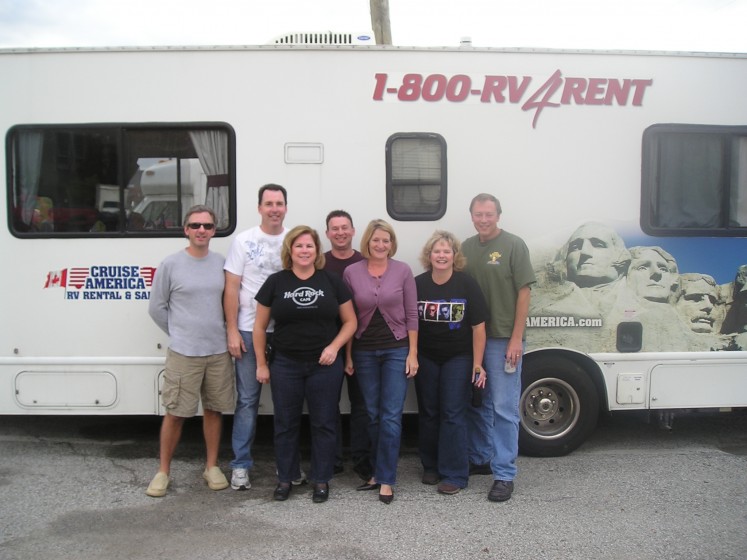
[189,130,229,229]
[15,130,45,226]
[730,137,747,227]
[656,134,723,228]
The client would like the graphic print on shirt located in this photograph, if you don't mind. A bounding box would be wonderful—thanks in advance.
[418,298,467,329]
[284,286,325,307]
[244,239,281,271]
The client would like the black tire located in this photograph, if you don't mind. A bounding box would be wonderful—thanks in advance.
[518,355,599,457]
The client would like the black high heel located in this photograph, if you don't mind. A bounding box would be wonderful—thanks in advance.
[378,489,394,504]
[356,482,380,491]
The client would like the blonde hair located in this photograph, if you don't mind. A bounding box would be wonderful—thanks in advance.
[281,225,326,270]
[360,219,398,258]
[419,230,466,271]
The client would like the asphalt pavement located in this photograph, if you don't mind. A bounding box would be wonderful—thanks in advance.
[1,411,746,560]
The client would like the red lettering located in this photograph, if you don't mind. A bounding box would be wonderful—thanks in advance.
[584,78,606,105]
[373,73,387,101]
[481,75,507,102]
[507,76,532,103]
[372,70,653,128]
[422,74,447,101]
[522,69,563,128]
[561,77,587,104]
[604,79,631,105]
[631,79,653,105]
[398,74,422,101]
[446,75,471,101]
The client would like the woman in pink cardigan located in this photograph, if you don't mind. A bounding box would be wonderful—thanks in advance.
[343,219,419,504]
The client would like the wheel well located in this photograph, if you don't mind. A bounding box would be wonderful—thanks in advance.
[523,349,608,414]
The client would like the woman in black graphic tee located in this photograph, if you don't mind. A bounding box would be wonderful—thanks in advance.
[254,226,357,503]
[414,230,488,494]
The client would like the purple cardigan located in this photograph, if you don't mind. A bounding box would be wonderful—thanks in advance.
[343,258,419,341]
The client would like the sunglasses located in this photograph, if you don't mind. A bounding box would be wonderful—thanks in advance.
[187,222,215,230]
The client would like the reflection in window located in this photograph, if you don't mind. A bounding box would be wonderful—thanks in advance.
[642,125,747,235]
[8,124,234,237]
[386,133,447,221]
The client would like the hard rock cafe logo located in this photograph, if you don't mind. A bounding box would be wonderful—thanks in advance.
[284,287,324,306]
[43,265,156,300]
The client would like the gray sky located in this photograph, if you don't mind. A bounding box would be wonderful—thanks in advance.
[0,0,745,52]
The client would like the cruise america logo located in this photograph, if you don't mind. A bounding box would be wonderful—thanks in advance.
[43,265,156,300]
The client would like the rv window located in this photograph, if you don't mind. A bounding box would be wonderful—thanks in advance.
[386,133,447,221]
[7,124,235,237]
[642,125,747,236]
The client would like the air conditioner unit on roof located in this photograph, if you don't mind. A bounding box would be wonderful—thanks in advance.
[271,32,375,45]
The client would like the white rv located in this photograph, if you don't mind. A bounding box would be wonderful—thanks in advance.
[2,44,746,456]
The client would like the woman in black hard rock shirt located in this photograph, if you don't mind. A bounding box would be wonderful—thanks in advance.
[253,225,357,504]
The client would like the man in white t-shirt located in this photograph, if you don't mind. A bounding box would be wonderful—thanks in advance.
[224,184,288,490]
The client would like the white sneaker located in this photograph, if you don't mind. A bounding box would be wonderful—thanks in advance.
[276,468,307,485]
[231,468,250,490]
[292,469,307,486]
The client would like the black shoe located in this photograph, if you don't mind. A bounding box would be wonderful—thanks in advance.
[356,482,380,491]
[312,483,329,503]
[352,458,373,482]
[437,482,461,495]
[378,489,394,504]
[487,480,514,502]
[421,471,440,485]
[469,462,492,475]
[273,483,291,501]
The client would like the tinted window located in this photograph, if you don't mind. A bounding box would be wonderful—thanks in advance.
[386,133,447,221]
[642,125,747,236]
[7,124,235,237]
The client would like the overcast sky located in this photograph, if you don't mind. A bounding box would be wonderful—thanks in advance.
[0,0,745,52]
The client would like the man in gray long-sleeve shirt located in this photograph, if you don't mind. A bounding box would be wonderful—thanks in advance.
[145,205,235,498]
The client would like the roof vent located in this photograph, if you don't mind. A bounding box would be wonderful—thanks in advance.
[272,32,375,45]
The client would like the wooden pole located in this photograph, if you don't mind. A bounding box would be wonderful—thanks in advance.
[370,0,392,45]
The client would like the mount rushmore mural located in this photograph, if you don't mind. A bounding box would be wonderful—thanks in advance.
[526,222,747,353]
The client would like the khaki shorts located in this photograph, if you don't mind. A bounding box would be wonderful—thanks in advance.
[162,349,235,417]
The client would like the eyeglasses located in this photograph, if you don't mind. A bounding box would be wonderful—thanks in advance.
[187,223,215,230]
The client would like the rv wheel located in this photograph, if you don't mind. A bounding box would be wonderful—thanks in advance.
[518,355,599,457]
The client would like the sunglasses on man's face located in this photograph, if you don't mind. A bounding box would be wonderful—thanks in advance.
[187,222,215,230]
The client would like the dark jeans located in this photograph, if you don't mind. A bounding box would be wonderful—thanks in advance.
[336,373,372,474]
[270,351,344,484]
[414,353,472,488]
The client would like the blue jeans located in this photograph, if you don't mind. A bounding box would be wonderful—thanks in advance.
[414,353,471,488]
[336,372,371,473]
[271,352,343,484]
[353,347,408,486]
[346,372,372,473]
[230,330,263,470]
[466,338,523,481]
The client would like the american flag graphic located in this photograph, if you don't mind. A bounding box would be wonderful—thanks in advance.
[139,266,157,287]
[67,268,91,289]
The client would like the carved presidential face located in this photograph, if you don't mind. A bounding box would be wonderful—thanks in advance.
[566,223,624,288]
[628,248,678,303]
[676,277,719,333]
[735,265,747,299]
